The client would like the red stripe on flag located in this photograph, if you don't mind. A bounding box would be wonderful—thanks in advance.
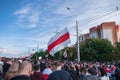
[48,32,70,53]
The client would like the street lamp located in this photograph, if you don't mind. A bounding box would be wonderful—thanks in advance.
[67,7,80,62]
[76,20,80,62]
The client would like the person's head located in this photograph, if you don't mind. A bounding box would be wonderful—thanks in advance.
[46,63,52,69]
[5,61,20,80]
[88,68,96,75]
[99,67,107,76]
[64,64,70,71]
[18,61,32,76]
[54,61,62,70]
[8,61,20,73]
[80,67,88,75]
[33,64,40,72]
[88,62,93,68]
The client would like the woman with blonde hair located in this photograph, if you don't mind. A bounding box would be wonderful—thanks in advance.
[4,61,20,80]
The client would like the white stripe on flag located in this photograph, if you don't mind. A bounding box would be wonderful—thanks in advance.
[48,28,70,45]
[48,27,70,56]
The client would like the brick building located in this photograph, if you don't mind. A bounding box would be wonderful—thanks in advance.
[80,22,120,45]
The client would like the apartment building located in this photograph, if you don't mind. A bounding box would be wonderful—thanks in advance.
[80,22,120,45]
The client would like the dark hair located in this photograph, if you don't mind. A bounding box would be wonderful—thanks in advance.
[80,67,87,73]
[33,64,40,71]
[46,63,52,68]
[54,61,62,67]
[88,68,96,75]
[99,67,107,76]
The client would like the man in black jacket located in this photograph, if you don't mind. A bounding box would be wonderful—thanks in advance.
[48,61,73,80]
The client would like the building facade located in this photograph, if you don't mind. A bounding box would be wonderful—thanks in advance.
[80,22,120,45]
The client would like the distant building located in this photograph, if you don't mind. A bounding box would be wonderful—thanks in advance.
[89,27,98,38]
[80,33,89,41]
[80,22,120,45]
[117,25,120,42]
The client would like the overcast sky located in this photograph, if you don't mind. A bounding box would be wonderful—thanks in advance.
[0,0,120,57]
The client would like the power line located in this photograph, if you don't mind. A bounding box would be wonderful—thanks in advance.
[78,6,119,30]
[81,10,120,30]
[79,7,118,26]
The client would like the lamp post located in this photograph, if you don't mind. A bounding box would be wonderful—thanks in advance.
[67,7,80,62]
[37,43,39,52]
[76,20,80,62]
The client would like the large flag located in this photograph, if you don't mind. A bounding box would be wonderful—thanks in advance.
[63,50,67,58]
[48,27,70,56]
[27,54,33,58]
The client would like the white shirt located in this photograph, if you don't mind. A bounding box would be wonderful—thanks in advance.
[100,76,110,80]
[43,68,52,75]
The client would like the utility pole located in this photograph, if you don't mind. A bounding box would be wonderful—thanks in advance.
[37,43,39,52]
[76,20,80,63]
[67,7,80,62]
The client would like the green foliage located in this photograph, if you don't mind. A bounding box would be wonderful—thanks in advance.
[49,46,77,60]
[31,46,77,60]
[31,39,120,61]
[113,42,120,60]
[80,38,114,61]
[116,42,120,51]
[32,50,47,59]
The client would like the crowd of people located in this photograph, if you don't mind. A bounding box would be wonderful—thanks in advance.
[0,57,120,80]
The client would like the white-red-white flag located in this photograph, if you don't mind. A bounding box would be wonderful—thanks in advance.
[63,50,67,58]
[27,54,33,58]
[48,27,70,56]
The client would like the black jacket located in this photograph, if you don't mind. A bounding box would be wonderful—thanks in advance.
[10,75,31,80]
[48,70,73,80]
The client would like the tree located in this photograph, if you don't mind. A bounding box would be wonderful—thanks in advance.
[32,50,47,59]
[64,47,76,60]
[31,38,119,61]
[113,42,120,60]
[80,38,114,61]
[116,42,120,51]
[48,46,76,60]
